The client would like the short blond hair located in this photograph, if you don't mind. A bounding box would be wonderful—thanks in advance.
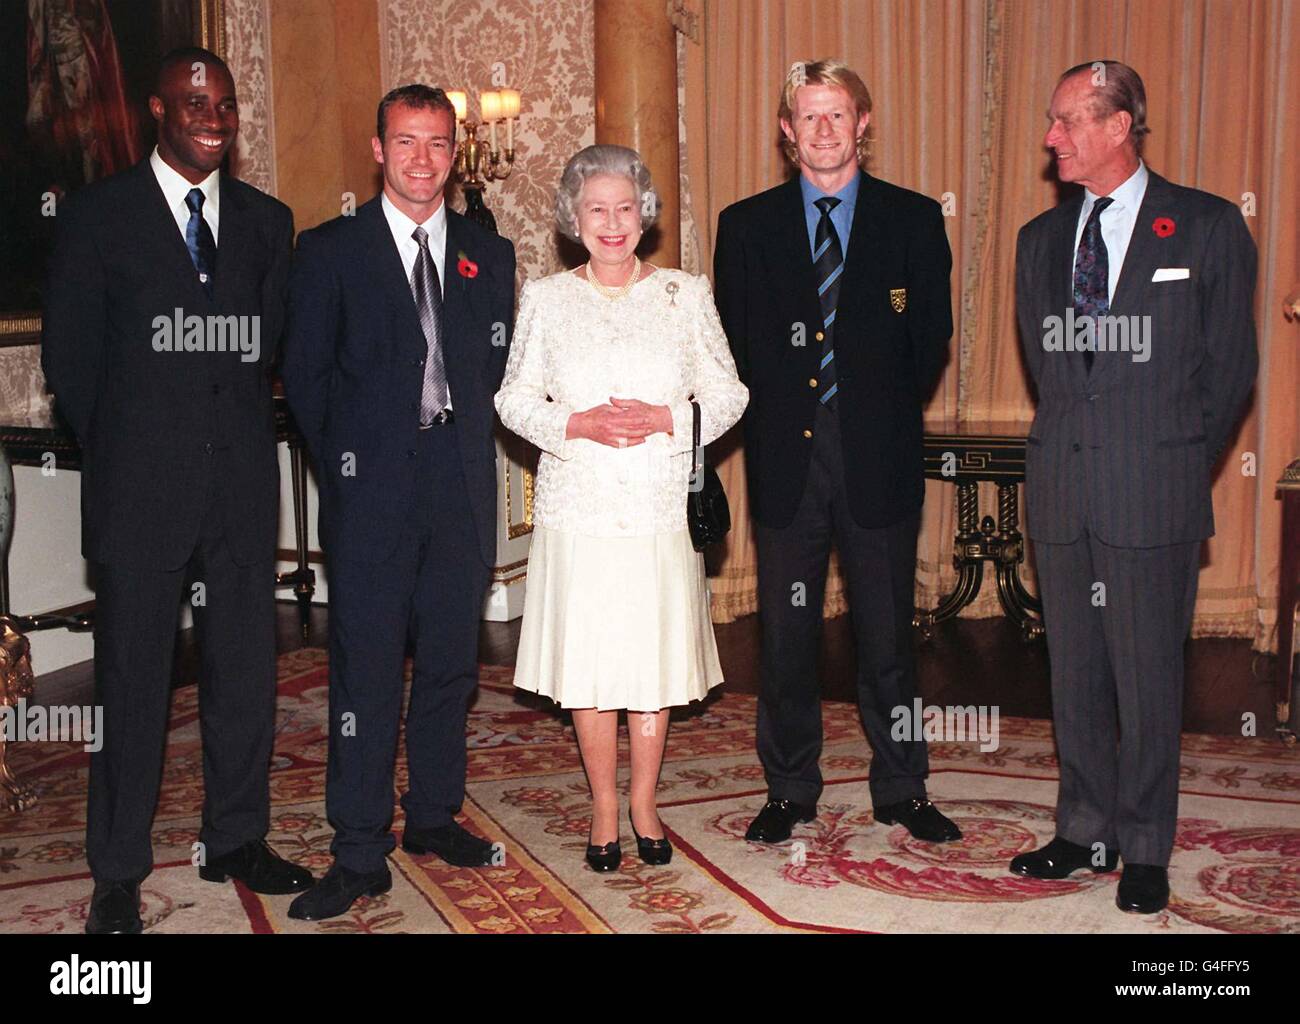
[778,59,875,166]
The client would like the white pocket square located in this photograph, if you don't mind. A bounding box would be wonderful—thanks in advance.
[1152,267,1190,282]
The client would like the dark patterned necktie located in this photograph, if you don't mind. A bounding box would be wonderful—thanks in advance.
[185,187,216,299]
[813,196,843,405]
[1072,195,1113,372]
[412,226,449,424]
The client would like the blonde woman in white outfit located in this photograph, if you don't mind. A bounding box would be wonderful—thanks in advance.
[495,145,747,872]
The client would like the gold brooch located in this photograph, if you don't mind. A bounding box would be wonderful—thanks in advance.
[889,288,907,313]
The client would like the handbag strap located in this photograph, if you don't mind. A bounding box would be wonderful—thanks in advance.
[690,399,702,480]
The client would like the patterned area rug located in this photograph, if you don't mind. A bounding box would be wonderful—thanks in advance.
[2,647,1297,933]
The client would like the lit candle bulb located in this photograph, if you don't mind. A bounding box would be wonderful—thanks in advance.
[499,88,520,150]
[445,89,468,144]
[480,91,501,151]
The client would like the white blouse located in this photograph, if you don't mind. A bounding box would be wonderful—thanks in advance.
[495,267,748,538]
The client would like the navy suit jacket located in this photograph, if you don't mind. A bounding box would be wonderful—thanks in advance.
[41,159,292,569]
[281,196,515,566]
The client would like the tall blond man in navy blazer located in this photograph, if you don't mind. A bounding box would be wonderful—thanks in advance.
[1012,61,1257,914]
[713,60,961,847]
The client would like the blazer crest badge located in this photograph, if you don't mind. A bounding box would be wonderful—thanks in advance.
[889,288,907,313]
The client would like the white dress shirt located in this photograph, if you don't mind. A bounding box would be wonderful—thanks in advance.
[1072,160,1149,301]
[381,191,447,293]
[150,146,219,244]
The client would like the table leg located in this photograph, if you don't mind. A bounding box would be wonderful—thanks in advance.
[993,483,1045,641]
[290,438,314,640]
[914,482,984,640]
[275,437,317,641]
[1277,491,1299,745]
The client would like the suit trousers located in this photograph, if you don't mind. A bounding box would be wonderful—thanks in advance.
[87,449,276,884]
[1034,530,1200,866]
[753,401,929,808]
[324,421,489,873]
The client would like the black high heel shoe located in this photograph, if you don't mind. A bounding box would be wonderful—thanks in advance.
[585,826,622,872]
[629,808,673,865]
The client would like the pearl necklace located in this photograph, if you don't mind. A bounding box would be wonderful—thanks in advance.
[585,256,641,300]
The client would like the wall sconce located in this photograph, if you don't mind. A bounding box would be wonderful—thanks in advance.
[444,87,522,233]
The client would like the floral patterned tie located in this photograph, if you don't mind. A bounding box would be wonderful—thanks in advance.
[1072,195,1113,372]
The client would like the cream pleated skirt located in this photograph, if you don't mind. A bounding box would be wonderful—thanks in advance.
[512,525,725,712]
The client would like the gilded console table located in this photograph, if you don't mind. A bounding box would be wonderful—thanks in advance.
[917,421,1043,641]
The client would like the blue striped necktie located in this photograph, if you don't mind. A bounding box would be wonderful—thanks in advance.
[813,197,843,405]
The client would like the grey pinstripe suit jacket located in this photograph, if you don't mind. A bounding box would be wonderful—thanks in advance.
[1015,171,1258,548]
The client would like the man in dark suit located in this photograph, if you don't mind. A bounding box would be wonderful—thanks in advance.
[41,48,311,935]
[713,60,960,846]
[281,85,515,921]
[1012,61,1257,913]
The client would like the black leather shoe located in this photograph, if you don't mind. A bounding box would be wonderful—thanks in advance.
[585,837,622,872]
[199,838,314,894]
[1010,835,1119,878]
[1117,863,1170,914]
[874,798,962,842]
[287,862,391,921]
[85,880,142,934]
[402,820,496,867]
[744,799,817,843]
[629,808,672,865]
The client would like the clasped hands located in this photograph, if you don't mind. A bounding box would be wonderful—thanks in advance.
[566,397,674,448]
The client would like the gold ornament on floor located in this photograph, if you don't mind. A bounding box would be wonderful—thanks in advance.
[0,616,37,813]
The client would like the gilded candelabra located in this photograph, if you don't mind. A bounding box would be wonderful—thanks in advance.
[445,88,521,234]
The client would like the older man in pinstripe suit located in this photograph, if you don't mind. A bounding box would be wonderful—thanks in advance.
[1011,61,1256,914]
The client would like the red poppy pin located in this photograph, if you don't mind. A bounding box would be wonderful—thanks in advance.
[1152,216,1176,238]
[457,251,478,278]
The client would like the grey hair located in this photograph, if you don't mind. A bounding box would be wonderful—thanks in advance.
[554,144,660,243]
[1059,60,1150,156]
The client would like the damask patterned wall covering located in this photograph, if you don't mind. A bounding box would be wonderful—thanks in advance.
[224,0,276,195]
[381,0,597,285]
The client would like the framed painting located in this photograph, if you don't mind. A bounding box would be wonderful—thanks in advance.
[0,0,226,348]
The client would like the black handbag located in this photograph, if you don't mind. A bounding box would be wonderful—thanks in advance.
[686,400,730,551]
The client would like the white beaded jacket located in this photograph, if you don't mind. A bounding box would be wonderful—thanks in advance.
[494,268,749,538]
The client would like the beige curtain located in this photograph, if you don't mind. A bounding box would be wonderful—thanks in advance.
[684,0,1300,650]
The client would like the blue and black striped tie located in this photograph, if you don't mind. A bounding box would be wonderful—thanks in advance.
[813,197,842,406]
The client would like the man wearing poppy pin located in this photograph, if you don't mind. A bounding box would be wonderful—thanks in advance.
[1013,61,1257,913]
[281,84,515,920]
